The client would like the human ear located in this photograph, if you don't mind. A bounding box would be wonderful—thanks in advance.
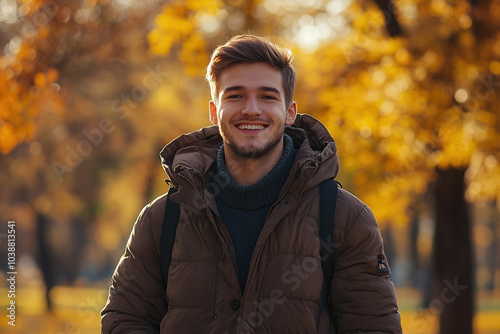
[285,101,297,126]
[209,100,218,125]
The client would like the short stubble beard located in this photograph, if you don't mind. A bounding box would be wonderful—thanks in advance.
[225,133,284,160]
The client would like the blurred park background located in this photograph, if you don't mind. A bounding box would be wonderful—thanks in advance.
[0,0,500,333]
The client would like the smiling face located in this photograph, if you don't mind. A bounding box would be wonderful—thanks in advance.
[209,62,297,161]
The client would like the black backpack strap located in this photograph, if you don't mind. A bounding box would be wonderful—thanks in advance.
[317,179,339,331]
[160,187,180,287]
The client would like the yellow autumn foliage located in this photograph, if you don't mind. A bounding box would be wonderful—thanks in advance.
[1,0,499,235]
[0,13,61,154]
[148,0,221,77]
[290,0,500,225]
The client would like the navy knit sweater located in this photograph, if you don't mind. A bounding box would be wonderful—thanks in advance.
[214,134,297,293]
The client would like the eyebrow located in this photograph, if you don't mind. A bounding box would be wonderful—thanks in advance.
[224,86,244,93]
[260,86,281,95]
[223,86,281,95]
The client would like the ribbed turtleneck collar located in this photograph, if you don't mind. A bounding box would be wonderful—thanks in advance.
[214,134,296,210]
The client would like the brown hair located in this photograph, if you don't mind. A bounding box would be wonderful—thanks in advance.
[206,35,296,107]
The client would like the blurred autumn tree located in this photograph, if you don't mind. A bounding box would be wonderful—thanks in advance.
[1,0,499,332]
[0,0,212,309]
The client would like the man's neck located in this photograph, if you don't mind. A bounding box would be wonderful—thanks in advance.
[224,141,284,186]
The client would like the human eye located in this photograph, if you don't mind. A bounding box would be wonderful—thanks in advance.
[223,92,243,100]
[262,95,278,100]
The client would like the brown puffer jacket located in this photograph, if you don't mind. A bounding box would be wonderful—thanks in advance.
[101,114,402,333]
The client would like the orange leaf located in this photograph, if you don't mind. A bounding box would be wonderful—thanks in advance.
[0,123,18,155]
[34,72,45,87]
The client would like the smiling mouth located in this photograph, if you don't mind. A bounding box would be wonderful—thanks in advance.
[237,124,266,130]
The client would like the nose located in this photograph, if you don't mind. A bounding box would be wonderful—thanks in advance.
[242,95,262,117]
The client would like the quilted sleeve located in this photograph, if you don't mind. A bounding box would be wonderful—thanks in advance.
[101,200,167,334]
[331,198,402,333]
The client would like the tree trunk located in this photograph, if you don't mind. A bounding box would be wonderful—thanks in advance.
[37,213,54,312]
[409,214,420,287]
[486,200,499,291]
[433,167,474,334]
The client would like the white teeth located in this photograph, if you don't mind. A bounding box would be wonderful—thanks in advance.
[238,124,265,130]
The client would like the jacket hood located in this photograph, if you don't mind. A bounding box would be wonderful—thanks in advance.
[159,114,339,201]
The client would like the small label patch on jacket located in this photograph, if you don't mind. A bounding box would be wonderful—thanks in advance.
[378,253,390,274]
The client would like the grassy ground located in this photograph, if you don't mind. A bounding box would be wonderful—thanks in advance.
[0,285,106,333]
[0,285,499,333]
[397,288,500,334]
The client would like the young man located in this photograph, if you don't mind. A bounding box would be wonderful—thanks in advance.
[101,35,402,333]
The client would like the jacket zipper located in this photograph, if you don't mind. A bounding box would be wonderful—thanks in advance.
[243,161,316,307]
[179,171,243,320]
